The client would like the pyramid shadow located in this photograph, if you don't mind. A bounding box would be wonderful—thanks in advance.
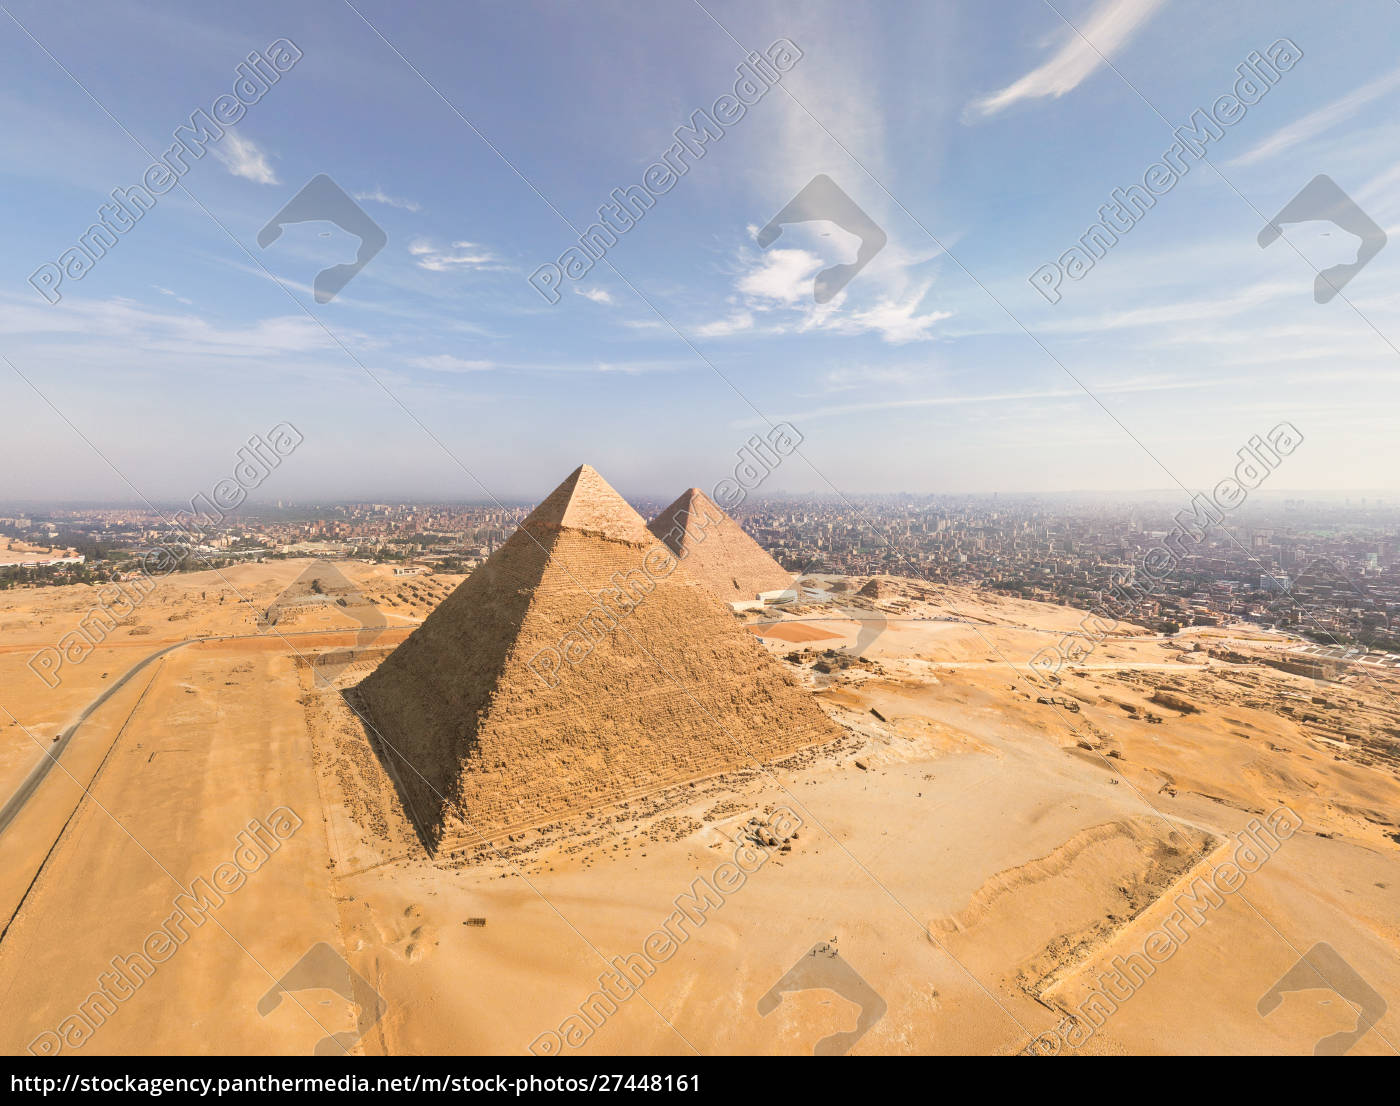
[346,522,555,855]
[346,465,844,856]
[340,684,448,857]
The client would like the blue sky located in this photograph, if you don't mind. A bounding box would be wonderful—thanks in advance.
[3,0,1400,504]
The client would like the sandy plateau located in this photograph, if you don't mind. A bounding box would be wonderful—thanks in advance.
[0,560,1397,1055]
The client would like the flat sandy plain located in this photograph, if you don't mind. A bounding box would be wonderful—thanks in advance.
[0,560,1396,1056]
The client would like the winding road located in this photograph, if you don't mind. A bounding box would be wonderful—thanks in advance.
[0,627,402,840]
[0,637,208,837]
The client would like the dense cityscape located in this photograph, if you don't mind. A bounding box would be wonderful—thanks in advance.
[3,492,1397,652]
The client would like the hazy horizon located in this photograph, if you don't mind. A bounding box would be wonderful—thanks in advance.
[7,485,1400,515]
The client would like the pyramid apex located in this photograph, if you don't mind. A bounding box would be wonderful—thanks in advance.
[521,464,652,544]
[648,485,792,600]
[352,471,842,852]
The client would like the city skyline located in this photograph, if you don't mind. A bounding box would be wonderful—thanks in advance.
[9,477,1398,643]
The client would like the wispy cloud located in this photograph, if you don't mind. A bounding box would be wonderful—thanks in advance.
[354,187,422,212]
[965,0,1166,119]
[213,130,278,184]
[809,284,952,343]
[400,352,687,376]
[153,285,192,306]
[0,292,343,359]
[408,237,500,272]
[1038,279,1295,333]
[816,364,919,394]
[575,287,614,305]
[409,354,494,373]
[744,375,1213,428]
[591,360,684,374]
[694,311,754,338]
[696,240,951,344]
[1357,157,1400,210]
[1230,66,1400,167]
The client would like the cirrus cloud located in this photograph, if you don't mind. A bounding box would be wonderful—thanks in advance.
[965,0,1166,119]
[408,237,500,272]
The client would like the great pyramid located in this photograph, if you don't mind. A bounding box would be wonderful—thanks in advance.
[349,465,841,853]
[649,487,793,603]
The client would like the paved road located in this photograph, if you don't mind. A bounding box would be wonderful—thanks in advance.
[0,626,407,840]
[0,638,207,837]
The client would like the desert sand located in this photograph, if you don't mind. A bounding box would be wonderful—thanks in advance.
[0,547,1396,1056]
